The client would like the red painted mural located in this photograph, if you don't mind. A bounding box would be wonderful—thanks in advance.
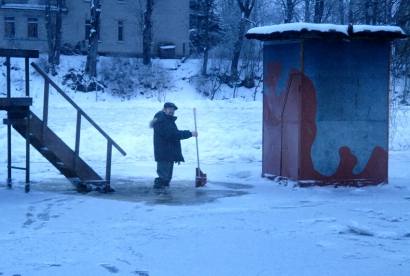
[263,63,301,179]
[264,62,388,186]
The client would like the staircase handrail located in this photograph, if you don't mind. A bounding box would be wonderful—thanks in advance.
[31,62,126,156]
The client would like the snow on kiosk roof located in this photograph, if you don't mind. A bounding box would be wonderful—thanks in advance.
[246,23,407,41]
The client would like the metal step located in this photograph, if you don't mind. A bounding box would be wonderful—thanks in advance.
[10,111,104,185]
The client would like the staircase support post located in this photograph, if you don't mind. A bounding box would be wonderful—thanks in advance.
[7,118,12,188]
[25,57,30,97]
[6,57,12,187]
[42,80,49,140]
[105,141,112,192]
[74,111,81,169]
[6,57,11,97]
[25,108,30,192]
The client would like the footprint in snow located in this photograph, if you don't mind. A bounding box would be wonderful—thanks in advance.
[37,211,50,222]
[133,271,149,276]
[100,264,119,273]
[23,212,35,227]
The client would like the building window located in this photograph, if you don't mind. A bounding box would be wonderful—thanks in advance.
[27,18,38,38]
[118,21,124,41]
[5,17,15,38]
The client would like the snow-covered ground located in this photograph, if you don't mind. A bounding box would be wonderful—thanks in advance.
[0,56,409,275]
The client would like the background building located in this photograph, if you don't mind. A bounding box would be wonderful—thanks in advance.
[0,0,190,57]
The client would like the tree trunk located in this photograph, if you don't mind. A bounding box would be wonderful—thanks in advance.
[143,0,154,65]
[313,0,324,23]
[202,47,209,76]
[364,0,371,24]
[371,0,379,24]
[384,0,393,24]
[45,0,56,75]
[54,0,63,65]
[304,0,311,22]
[348,0,354,23]
[230,0,255,80]
[230,18,246,79]
[284,0,295,23]
[339,0,345,24]
[201,0,212,76]
[85,0,101,78]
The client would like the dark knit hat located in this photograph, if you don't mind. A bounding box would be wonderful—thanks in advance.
[164,102,178,110]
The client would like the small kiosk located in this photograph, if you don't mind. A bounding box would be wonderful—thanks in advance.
[246,23,407,186]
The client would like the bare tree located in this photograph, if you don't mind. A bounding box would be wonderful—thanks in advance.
[371,0,380,24]
[283,0,298,23]
[338,0,345,23]
[394,0,410,104]
[313,0,325,22]
[191,0,223,75]
[304,0,312,21]
[230,0,256,80]
[347,0,353,22]
[85,0,101,78]
[143,0,154,65]
[45,0,63,75]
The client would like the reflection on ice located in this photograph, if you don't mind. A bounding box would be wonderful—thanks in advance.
[18,178,251,206]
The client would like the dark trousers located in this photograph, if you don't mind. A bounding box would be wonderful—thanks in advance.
[156,161,174,183]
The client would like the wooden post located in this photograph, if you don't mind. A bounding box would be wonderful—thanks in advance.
[105,141,113,192]
[74,111,81,169]
[42,80,50,140]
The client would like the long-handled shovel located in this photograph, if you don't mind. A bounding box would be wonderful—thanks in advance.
[193,108,207,187]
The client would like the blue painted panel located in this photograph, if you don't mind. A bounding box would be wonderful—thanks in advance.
[304,40,389,176]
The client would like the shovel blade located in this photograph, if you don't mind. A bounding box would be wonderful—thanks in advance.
[195,168,207,187]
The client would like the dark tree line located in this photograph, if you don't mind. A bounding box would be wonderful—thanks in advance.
[189,0,409,100]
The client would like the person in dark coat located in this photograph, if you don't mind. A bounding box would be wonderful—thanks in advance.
[150,102,197,189]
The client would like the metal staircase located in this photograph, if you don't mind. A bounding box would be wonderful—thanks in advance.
[1,49,126,192]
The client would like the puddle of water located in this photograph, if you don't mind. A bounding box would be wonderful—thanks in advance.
[12,178,251,206]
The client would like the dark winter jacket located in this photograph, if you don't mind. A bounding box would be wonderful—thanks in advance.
[152,111,192,162]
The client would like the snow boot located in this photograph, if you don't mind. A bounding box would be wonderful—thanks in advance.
[153,178,166,189]
[163,180,170,188]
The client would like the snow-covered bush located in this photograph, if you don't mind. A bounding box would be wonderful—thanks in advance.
[193,72,222,100]
[137,60,171,102]
[62,68,104,92]
[99,57,171,100]
[99,57,138,98]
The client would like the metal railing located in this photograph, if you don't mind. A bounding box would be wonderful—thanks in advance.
[31,62,126,190]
